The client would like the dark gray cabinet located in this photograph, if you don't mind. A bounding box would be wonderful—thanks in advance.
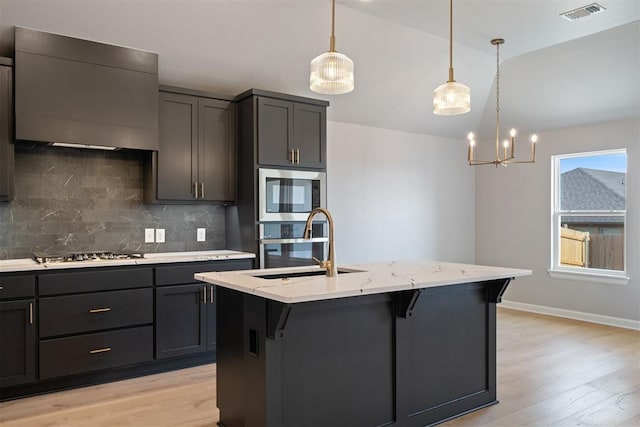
[39,327,153,381]
[0,274,36,388]
[256,96,326,169]
[0,300,36,387]
[37,267,153,381]
[146,89,236,203]
[0,59,14,202]
[155,260,251,359]
[0,258,252,400]
[155,283,211,359]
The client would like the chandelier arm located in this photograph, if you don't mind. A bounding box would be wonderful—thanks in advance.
[504,159,535,164]
[468,160,501,166]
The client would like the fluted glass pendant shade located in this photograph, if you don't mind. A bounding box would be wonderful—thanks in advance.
[433,0,470,115]
[310,0,354,95]
[433,81,470,115]
[310,51,354,94]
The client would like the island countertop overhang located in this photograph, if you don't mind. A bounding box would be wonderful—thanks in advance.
[195,260,532,304]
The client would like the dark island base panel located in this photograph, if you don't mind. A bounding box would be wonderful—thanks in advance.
[217,279,509,427]
[0,352,214,401]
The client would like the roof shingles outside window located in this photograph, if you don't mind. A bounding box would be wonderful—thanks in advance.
[561,168,625,225]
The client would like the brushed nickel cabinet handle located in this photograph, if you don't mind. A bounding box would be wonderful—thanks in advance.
[90,347,111,354]
[290,148,295,164]
[89,307,111,313]
[29,302,33,325]
[209,286,214,304]
[200,182,205,199]
[194,182,199,199]
[296,149,300,164]
[202,287,206,303]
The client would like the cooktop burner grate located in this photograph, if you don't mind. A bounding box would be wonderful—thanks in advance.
[32,250,144,264]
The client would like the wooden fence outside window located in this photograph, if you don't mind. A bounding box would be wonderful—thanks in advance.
[560,227,624,271]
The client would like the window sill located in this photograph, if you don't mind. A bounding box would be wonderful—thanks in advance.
[547,268,630,286]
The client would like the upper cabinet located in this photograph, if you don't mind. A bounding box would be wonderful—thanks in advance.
[14,27,159,151]
[0,58,13,202]
[144,88,236,203]
[238,89,328,170]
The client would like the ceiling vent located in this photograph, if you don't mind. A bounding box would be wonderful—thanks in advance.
[561,3,606,21]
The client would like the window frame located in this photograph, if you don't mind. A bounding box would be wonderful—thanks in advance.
[549,149,629,285]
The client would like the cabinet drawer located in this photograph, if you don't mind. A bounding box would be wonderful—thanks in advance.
[0,275,35,299]
[39,288,153,337]
[39,326,153,380]
[156,259,253,286]
[39,267,153,296]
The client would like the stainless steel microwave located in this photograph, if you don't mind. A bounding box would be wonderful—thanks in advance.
[258,168,326,222]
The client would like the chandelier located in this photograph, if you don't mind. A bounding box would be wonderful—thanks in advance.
[433,0,470,115]
[467,39,537,167]
[310,0,354,95]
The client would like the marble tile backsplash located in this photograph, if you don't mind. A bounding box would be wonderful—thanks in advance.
[0,144,226,259]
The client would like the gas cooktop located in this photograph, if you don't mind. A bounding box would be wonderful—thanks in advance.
[32,250,144,264]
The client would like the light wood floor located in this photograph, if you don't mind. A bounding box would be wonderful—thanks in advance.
[1,308,638,427]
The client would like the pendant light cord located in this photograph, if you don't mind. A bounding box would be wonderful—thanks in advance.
[449,0,455,82]
[495,41,501,158]
[330,0,336,52]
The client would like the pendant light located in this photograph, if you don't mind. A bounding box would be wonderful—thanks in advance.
[310,0,354,95]
[467,39,537,167]
[433,0,470,115]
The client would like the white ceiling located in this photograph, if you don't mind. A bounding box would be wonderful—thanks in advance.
[0,0,638,140]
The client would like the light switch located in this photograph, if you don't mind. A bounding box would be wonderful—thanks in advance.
[145,228,155,243]
[197,228,206,242]
[155,229,165,243]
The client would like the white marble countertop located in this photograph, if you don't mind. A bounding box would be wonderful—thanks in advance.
[195,260,532,303]
[0,250,255,273]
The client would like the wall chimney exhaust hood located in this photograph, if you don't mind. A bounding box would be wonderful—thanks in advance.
[14,27,159,151]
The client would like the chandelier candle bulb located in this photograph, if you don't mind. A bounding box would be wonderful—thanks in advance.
[531,135,537,158]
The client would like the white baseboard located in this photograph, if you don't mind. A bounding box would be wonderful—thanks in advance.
[500,300,640,331]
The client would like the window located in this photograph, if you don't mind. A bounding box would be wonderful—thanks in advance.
[550,149,628,284]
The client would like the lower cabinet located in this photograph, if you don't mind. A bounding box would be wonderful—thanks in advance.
[0,274,36,388]
[39,327,153,380]
[155,259,252,359]
[0,299,36,387]
[155,283,215,359]
[36,267,154,381]
[0,258,252,399]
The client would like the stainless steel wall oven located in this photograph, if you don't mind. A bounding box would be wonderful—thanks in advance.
[259,222,328,269]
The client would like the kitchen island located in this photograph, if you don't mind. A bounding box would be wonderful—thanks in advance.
[196,261,531,427]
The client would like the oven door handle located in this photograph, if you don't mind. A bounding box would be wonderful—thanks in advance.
[259,237,329,244]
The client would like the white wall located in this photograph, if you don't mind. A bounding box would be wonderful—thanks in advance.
[327,121,475,265]
[475,118,640,323]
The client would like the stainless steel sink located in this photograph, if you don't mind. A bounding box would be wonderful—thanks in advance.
[254,268,361,280]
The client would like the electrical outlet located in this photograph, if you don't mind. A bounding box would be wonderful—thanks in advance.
[155,228,165,243]
[197,228,206,242]
[145,228,155,243]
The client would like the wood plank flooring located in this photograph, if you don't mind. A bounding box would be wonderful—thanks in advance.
[1,308,638,426]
